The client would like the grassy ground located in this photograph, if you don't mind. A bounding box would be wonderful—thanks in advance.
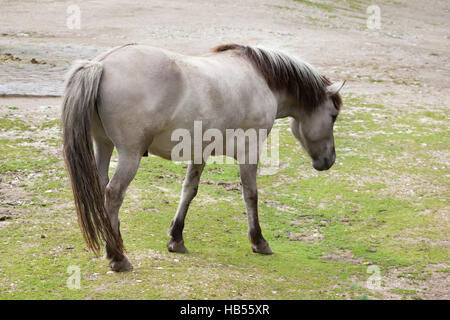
[0,93,448,299]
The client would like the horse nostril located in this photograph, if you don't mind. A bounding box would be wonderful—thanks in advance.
[323,155,335,170]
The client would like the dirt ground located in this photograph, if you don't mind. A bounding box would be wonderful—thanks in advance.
[0,0,449,300]
[1,0,449,103]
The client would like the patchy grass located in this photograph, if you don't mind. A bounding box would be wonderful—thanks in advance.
[293,0,334,12]
[0,94,448,299]
[285,0,404,32]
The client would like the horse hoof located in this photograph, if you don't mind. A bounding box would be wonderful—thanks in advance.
[252,242,273,255]
[109,257,133,272]
[167,239,189,253]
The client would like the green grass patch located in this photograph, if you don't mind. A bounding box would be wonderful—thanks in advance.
[0,94,449,299]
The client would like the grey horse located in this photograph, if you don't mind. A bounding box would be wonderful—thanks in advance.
[62,43,344,272]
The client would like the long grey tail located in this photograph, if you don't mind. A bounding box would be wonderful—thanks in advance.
[61,60,124,257]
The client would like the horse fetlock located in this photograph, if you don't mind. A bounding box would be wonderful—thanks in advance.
[105,247,124,260]
[167,219,184,238]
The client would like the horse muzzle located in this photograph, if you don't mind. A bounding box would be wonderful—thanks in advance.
[312,153,335,171]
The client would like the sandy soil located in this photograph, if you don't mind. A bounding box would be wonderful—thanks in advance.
[0,0,448,299]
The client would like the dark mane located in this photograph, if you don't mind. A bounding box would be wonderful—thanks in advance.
[213,44,342,112]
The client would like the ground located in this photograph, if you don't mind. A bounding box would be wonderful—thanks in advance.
[0,0,449,299]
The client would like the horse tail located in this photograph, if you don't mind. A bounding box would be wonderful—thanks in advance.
[61,60,124,257]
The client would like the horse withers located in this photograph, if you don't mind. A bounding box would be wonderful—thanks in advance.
[61,43,344,271]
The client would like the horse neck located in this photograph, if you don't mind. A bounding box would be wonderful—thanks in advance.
[274,90,298,120]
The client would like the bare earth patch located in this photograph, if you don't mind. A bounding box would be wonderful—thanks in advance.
[322,249,365,265]
[375,264,450,300]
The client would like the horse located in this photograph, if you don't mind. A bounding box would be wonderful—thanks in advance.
[62,43,344,272]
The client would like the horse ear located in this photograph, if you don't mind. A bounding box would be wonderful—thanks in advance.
[326,80,346,95]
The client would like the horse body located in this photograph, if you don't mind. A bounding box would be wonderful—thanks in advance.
[98,45,277,160]
[62,43,344,271]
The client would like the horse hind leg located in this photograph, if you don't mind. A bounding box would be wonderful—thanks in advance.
[92,109,114,192]
[93,137,113,192]
[104,148,141,272]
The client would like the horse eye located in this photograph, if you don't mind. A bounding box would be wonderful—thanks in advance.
[331,115,338,122]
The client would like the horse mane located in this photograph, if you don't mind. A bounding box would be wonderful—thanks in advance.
[212,44,342,112]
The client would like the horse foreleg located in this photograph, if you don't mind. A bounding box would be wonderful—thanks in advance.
[104,150,141,271]
[239,163,273,254]
[167,162,205,253]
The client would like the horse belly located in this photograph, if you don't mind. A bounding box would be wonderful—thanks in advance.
[148,131,178,160]
[148,128,228,161]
